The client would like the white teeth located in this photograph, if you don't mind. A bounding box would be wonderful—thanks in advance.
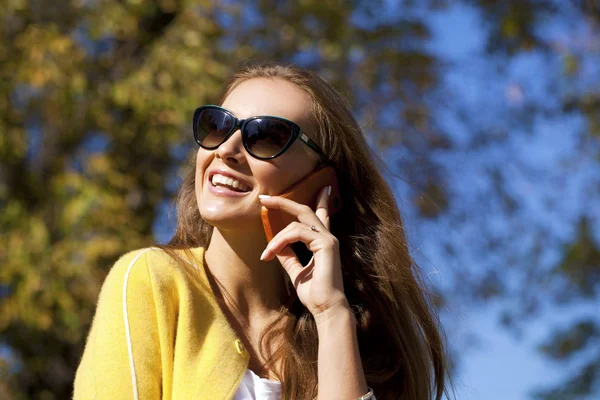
[210,173,250,192]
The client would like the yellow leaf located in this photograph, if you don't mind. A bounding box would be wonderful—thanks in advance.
[51,36,72,54]
[30,69,48,88]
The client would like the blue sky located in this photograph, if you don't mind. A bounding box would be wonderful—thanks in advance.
[408,4,599,399]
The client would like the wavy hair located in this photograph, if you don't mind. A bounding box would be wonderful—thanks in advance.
[158,62,449,400]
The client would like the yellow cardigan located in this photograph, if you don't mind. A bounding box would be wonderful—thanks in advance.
[73,246,250,399]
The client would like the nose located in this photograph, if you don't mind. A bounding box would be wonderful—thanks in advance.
[214,129,247,164]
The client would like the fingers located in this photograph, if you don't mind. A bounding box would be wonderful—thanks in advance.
[314,185,331,230]
[269,244,306,283]
[260,221,320,261]
[261,220,338,263]
[258,187,335,285]
[260,222,317,284]
[259,185,331,231]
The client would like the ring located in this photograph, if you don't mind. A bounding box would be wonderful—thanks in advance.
[310,225,318,232]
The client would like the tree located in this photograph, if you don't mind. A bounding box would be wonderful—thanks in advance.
[0,1,230,397]
[445,1,600,397]
[0,1,445,398]
[1,0,599,398]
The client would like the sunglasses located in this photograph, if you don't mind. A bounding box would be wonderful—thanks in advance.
[193,105,325,160]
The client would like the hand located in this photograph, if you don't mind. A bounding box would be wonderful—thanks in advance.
[259,186,349,319]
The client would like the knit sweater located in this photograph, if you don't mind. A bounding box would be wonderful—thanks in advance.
[73,246,250,399]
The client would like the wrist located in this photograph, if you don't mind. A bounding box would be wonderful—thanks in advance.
[313,299,355,328]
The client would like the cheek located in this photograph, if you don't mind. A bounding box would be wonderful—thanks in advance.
[256,149,320,194]
[247,158,287,193]
[195,149,213,191]
[255,166,302,195]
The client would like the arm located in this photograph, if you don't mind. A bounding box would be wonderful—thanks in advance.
[73,249,162,399]
[259,190,374,400]
[314,302,369,400]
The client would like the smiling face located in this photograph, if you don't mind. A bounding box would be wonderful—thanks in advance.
[195,78,322,231]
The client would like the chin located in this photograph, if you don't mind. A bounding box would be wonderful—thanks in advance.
[199,206,263,233]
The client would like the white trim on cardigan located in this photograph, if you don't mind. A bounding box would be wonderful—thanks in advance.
[122,247,157,400]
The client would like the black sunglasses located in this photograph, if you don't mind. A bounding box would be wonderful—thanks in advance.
[193,105,325,160]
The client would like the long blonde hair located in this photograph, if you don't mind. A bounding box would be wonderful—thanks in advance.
[160,62,448,400]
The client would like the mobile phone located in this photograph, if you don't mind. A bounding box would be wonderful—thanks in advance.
[260,165,342,265]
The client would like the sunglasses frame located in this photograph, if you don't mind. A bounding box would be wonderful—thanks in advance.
[193,105,325,160]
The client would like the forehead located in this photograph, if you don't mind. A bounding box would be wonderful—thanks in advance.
[221,78,311,125]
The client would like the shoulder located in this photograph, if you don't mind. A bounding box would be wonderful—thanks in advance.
[101,246,209,303]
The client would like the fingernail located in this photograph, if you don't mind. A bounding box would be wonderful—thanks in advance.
[327,186,332,196]
[259,194,271,199]
[260,248,268,260]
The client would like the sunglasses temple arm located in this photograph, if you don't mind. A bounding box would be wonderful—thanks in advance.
[300,133,325,158]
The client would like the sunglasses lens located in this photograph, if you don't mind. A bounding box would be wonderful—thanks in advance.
[195,108,234,148]
[244,118,295,158]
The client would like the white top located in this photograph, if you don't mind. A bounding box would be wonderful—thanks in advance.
[232,368,377,400]
[233,368,282,400]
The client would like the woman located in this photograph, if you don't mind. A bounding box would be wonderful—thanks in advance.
[74,63,449,400]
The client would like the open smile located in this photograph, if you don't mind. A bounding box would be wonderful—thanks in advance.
[205,169,253,197]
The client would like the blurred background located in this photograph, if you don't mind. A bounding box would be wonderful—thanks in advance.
[1,0,599,399]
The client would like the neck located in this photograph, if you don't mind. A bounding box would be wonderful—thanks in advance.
[204,226,287,325]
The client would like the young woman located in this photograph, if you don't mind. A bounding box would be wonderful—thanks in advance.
[74,63,449,400]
